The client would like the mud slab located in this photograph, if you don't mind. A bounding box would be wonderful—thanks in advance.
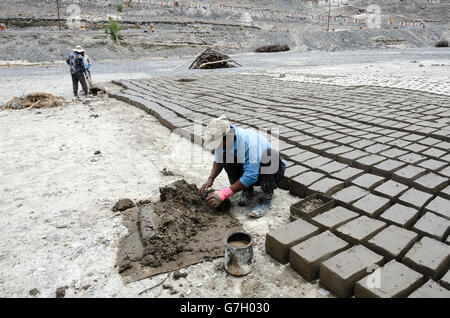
[116,179,242,283]
[365,225,419,261]
[355,260,424,298]
[440,270,450,290]
[310,206,359,231]
[402,237,450,280]
[265,219,319,264]
[289,231,349,281]
[319,245,384,298]
[408,280,450,298]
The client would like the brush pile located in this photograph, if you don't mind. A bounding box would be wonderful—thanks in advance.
[189,48,240,69]
[255,44,290,53]
[435,40,449,48]
[2,93,64,110]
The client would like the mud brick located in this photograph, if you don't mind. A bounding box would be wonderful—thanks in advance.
[317,161,348,175]
[351,174,385,191]
[325,132,346,141]
[366,225,418,261]
[441,185,450,200]
[310,206,359,231]
[412,212,450,241]
[418,137,440,146]
[351,194,391,217]
[339,149,369,164]
[355,154,386,170]
[313,141,338,152]
[319,245,384,298]
[425,196,450,220]
[398,188,433,210]
[290,151,319,164]
[418,159,447,171]
[331,167,365,186]
[373,180,409,200]
[373,159,406,177]
[374,136,395,144]
[332,186,369,206]
[276,140,295,152]
[284,160,295,168]
[279,165,310,190]
[303,156,333,169]
[291,134,314,144]
[408,280,450,298]
[365,143,391,154]
[379,204,420,229]
[389,139,412,148]
[404,143,429,154]
[398,153,426,165]
[423,148,446,159]
[403,237,450,279]
[325,145,354,157]
[290,231,349,281]
[392,165,427,185]
[440,270,450,290]
[336,216,387,244]
[439,166,450,178]
[281,147,304,158]
[355,260,424,298]
[265,220,320,264]
[302,138,324,147]
[293,171,326,188]
[308,178,345,196]
[435,141,450,151]
[412,172,448,194]
[351,139,376,149]
[379,148,409,159]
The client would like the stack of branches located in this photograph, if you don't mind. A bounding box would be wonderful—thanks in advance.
[255,45,290,53]
[189,48,240,69]
[2,93,64,110]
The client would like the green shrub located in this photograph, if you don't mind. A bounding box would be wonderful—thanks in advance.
[117,3,124,12]
[106,21,121,43]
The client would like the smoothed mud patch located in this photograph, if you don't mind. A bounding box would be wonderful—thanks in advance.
[116,179,242,283]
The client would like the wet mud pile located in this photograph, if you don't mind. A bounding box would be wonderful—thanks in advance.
[116,179,242,283]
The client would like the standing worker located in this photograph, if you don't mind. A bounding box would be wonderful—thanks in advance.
[66,45,89,99]
[83,53,92,88]
[199,116,286,218]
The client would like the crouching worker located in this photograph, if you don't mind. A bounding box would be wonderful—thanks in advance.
[199,115,286,218]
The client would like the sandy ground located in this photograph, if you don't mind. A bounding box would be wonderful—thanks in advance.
[1,48,449,298]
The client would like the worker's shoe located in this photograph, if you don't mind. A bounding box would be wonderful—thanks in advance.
[238,187,254,206]
[249,194,272,218]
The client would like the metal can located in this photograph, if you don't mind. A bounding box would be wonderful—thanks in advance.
[224,231,254,276]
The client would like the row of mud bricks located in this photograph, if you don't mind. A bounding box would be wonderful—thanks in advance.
[265,190,450,298]
[108,79,450,297]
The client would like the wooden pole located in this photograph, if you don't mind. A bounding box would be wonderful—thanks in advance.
[327,1,331,32]
[56,0,62,30]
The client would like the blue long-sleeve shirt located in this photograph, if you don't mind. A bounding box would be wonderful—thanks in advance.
[214,126,286,187]
[66,52,86,74]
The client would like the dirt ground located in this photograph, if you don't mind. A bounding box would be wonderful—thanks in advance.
[0,93,327,298]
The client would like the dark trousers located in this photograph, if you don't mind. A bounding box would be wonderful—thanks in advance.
[71,72,88,96]
[223,148,285,195]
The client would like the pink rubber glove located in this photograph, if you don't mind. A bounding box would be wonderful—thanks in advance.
[205,187,234,207]
[216,187,234,200]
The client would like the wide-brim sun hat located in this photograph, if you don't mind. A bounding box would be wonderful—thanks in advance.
[73,45,85,53]
[204,115,231,150]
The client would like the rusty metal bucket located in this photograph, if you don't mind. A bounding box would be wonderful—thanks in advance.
[224,231,254,276]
